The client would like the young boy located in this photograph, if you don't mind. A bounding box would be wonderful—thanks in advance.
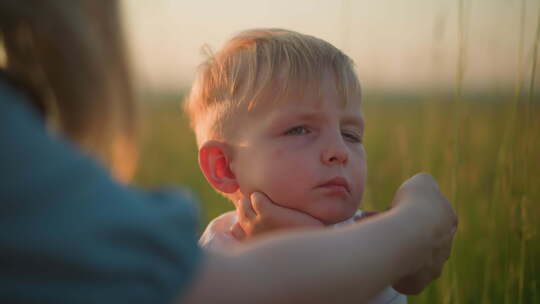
[186,28,407,303]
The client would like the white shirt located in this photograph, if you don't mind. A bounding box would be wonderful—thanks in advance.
[199,210,407,304]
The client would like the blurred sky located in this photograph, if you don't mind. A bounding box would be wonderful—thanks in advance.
[122,0,540,93]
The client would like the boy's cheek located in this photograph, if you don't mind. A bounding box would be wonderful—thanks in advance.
[270,146,286,159]
[263,174,315,210]
[242,149,317,207]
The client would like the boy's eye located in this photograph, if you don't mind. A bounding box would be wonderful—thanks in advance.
[342,131,362,143]
[285,126,311,135]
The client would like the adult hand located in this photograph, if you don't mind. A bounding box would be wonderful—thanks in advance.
[390,173,458,294]
[230,192,324,240]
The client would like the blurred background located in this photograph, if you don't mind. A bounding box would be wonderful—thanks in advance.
[122,0,540,303]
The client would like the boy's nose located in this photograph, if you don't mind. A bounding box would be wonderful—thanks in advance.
[321,145,348,165]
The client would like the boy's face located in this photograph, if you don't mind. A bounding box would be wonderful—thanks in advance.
[229,71,366,225]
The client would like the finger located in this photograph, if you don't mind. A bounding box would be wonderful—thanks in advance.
[440,194,458,227]
[230,222,246,241]
[234,196,257,220]
[431,264,443,280]
[432,245,449,279]
[250,192,278,215]
[392,174,433,207]
[434,243,451,266]
[430,234,454,280]
[442,230,456,261]
[401,172,436,192]
[416,172,438,188]
[250,192,324,227]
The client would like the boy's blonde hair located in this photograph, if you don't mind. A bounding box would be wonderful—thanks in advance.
[185,28,361,146]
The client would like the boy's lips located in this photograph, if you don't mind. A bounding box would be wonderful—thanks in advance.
[316,177,351,195]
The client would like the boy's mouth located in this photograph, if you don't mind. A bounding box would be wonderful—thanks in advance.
[316,177,351,195]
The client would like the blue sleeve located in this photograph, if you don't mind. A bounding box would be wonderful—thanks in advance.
[0,80,203,303]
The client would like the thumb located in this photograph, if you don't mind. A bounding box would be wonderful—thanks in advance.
[250,191,280,215]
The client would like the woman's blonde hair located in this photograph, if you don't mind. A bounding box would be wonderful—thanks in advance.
[185,28,362,146]
[0,0,137,181]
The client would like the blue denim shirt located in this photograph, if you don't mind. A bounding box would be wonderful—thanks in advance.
[0,79,202,303]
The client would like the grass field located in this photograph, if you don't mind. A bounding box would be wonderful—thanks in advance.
[133,90,539,303]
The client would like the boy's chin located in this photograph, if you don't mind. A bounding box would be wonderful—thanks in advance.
[310,208,359,226]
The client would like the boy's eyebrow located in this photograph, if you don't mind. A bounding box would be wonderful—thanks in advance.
[271,111,324,123]
[270,111,364,130]
[341,115,365,130]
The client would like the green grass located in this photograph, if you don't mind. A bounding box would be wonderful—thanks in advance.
[133,91,540,303]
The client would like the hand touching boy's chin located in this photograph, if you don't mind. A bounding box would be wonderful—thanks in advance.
[231,192,325,240]
[239,183,361,226]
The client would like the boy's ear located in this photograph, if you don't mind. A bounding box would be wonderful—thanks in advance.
[198,140,239,194]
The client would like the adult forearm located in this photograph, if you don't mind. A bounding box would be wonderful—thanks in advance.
[183,206,429,304]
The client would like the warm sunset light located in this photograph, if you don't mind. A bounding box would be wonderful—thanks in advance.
[2,1,537,303]
[123,0,540,93]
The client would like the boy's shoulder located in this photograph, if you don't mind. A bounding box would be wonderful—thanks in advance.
[199,211,239,251]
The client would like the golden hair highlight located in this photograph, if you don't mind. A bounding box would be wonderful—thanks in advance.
[185,28,362,146]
